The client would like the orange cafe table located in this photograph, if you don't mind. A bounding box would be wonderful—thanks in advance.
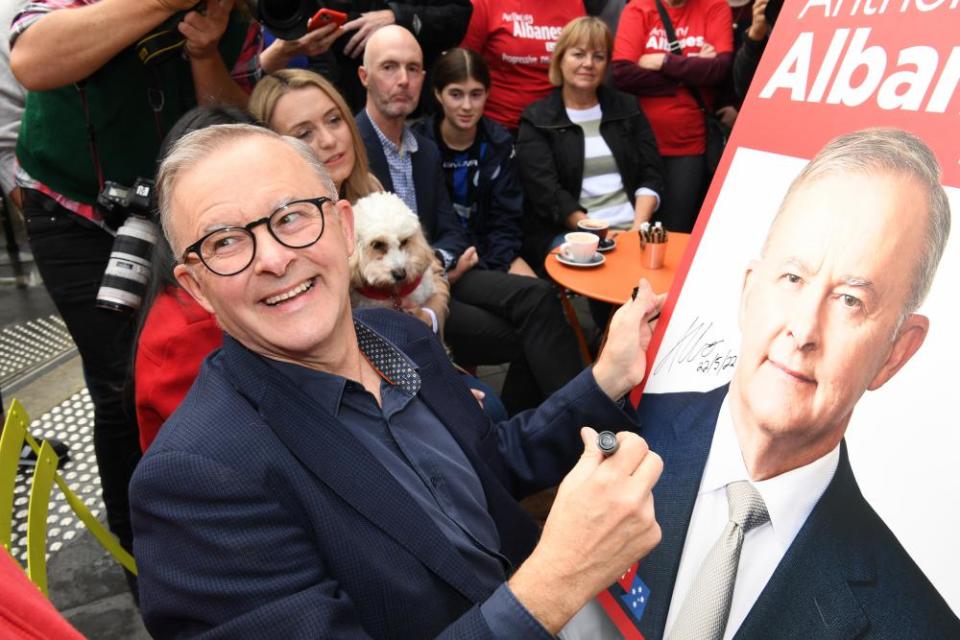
[545,231,690,360]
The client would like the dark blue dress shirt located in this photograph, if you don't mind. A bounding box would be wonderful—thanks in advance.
[267,320,551,639]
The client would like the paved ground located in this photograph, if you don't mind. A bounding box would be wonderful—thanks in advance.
[1,217,595,638]
[2,206,148,638]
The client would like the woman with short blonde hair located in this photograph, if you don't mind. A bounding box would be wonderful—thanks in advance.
[518,16,664,263]
[547,16,613,87]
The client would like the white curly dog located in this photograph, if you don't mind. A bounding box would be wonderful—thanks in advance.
[349,192,440,313]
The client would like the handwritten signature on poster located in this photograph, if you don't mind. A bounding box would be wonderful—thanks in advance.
[654,316,737,377]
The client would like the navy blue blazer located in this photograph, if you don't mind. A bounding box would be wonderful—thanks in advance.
[617,386,959,639]
[356,109,470,260]
[130,309,636,639]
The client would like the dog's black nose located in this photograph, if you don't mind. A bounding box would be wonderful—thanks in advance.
[391,268,407,282]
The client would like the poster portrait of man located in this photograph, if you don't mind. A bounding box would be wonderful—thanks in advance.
[596,0,960,635]
[630,127,959,639]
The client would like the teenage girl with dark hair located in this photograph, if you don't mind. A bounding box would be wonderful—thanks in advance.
[414,47,586,414]
[413,47,535,277]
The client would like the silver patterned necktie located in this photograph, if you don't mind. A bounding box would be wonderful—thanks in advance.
[668,480,770,640]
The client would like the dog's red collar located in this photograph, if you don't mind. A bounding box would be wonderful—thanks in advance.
[356,274,424,310]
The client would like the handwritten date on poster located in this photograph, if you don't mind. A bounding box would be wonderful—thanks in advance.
[654,316,737,377]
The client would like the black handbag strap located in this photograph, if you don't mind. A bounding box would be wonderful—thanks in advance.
[653,0,711,113]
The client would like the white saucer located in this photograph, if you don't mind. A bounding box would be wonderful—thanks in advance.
[597,237,616,253]
[556,252,605,268]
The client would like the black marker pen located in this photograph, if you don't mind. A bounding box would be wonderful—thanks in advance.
[597,431,619,457]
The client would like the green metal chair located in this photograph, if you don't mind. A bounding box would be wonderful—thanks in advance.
[0,399,136,596]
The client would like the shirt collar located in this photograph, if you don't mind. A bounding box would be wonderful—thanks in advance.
[366,109,418,156]
[700,394,841,550]
[265,317,422,414]
[353,319,421,395]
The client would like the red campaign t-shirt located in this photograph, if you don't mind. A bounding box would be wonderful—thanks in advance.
[613,0,732,155]
[461,0,586,130]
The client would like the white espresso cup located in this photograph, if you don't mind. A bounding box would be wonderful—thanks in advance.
[560,231,600,263]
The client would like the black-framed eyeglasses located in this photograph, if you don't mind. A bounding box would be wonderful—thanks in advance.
[181,197,332,276]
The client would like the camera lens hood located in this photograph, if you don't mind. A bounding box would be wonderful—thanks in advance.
[258,0,316,40]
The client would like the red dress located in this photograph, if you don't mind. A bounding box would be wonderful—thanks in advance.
[135,286,222,451]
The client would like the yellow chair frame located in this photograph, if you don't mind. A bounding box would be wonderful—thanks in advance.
[1,399,136,596]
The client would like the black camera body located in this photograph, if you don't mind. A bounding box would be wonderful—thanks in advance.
[96,178,160,313]
[97,177,155,227]
[257,0,321,40]
[136,13,189,66]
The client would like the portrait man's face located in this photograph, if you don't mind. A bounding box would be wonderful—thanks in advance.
[359,28,424,119]
[170,136,356,363]
[732,171,931,462]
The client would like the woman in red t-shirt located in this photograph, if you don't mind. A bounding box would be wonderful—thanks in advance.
[612,0,732,232]
[460,0,586,132]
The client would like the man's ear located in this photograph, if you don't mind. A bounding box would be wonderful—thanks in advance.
[335,199,356,257]
[358,65,369,88]
[868,314,929,390]
[173,263,215,315]
[738,260,760,333]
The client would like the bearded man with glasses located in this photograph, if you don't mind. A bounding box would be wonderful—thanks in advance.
[129,123,667,639]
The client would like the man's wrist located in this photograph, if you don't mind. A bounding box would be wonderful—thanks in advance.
[480,583,554,640]
[590,361,629,402]
[747,24,769,41]
[507,566,575,634]
[381,5,406,35]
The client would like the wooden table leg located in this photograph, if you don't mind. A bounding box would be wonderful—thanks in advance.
[557,286,593,365]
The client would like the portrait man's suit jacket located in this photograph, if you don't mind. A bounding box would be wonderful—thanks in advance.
[621,385,959,639]
[130,308,634,639]
[355,109,470,260]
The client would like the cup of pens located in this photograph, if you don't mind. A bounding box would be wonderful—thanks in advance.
[639,221,667,269]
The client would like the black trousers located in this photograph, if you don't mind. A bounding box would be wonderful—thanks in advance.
[659,154,707,233]
[21,189,141,554]
[445,269,584,414]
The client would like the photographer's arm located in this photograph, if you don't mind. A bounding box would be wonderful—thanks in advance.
[180,0,249,107]
[187,55,250,107]
[10,0,195,91]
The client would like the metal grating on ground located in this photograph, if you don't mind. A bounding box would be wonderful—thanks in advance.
[0,315,76,388]
[9,389,102,565]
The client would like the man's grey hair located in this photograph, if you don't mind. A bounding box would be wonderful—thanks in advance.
[156,123,337,256]
[768,127,951,313]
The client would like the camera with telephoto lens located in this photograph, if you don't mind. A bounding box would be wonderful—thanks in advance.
[95,178,159,313]
[257,0,321,40]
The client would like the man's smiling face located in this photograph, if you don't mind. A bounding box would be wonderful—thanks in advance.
[171,135,356,364]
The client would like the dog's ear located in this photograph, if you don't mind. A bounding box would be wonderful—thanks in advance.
[408,228,435,272]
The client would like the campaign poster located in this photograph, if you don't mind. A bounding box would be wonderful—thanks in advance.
[613,0,960,632]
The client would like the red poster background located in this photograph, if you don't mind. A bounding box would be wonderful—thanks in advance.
[639,0,960,392]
